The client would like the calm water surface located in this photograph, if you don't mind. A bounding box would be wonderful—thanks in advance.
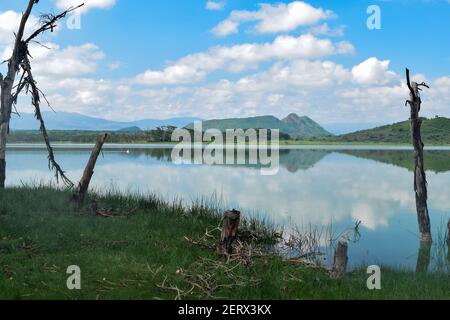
[5,144,450,270]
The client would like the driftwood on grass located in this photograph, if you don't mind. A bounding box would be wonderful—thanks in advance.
[331,241,348,278]
[405,68,432,243]
[88,199,115,218]
[0,0,84,188]
[72,133,108,205]
[219,209,241,255]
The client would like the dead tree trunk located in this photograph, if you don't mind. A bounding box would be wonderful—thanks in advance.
[416,240,431,273]
[405,68,432,243]
[0,73,7,188]
[219,209,241,255]
[0,1,83,189]
[72,134,108,205]
[447,219,450,246]
[448,245,450,268]
[0,0,35,189]
[447,219,450,265]
[331,241,348,278]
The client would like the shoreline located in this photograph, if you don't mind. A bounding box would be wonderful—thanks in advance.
[1,186,449,299]
[5,142,450,151]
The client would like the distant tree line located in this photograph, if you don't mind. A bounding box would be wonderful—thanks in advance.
[10,127,293,144]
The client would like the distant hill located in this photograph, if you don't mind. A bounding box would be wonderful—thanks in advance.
[282,114,331,138]
[186,114,332,139]
[118,126,142,132]
[333,117,450,145]
[10,112,201,131]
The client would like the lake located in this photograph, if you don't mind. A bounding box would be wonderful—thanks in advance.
[5,144,450,271]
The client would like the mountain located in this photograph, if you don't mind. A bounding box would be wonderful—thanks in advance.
[118,126,142,132]
[10,112,201,131]
[333,117,450,145]
[186,114,332,139]
[282,114,331,138]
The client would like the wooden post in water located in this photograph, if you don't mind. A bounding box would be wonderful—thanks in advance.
[405,68,432,243]
[72,134,108,205]
[219,209,241,255]
[447,219,450,245]
[447,219,450,265]
[331,241,348,278]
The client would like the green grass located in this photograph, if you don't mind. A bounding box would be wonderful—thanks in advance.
[0,187,449,300]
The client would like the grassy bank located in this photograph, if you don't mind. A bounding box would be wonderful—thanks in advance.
[0,187,449,300]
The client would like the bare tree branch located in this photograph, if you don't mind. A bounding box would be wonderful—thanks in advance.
[417,82,430,89]
[25,4,85,44]
[1,1,84,188]
[30,40,53,50]
[406,68,415,100]
[22,55,74,187]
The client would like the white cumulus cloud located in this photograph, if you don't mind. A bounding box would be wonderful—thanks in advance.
[55,0,116,14]
[212,19,239,37]
[0,10,40,45]
[28,43,105,78]
[135,34,354,85]
[206,1,226,11]
[212,1,334,36]
[352,57,398,85]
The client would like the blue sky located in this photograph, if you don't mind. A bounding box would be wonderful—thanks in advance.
[1,0,450,127]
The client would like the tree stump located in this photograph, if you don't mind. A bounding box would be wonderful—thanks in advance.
[72,133,108,205]
[331,241,348,278]
[90,199,98,215]
[219,209,241,255]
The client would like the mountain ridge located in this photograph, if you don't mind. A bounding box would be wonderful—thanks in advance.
[10,112,201,131]
[186,114,332,139]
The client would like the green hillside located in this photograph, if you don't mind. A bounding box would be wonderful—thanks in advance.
[341,150,450,173]
[333,117,450,145]
[186,114,331,139]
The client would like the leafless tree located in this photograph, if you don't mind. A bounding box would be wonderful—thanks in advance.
[405,68,432,243]
[0,0,84,188]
